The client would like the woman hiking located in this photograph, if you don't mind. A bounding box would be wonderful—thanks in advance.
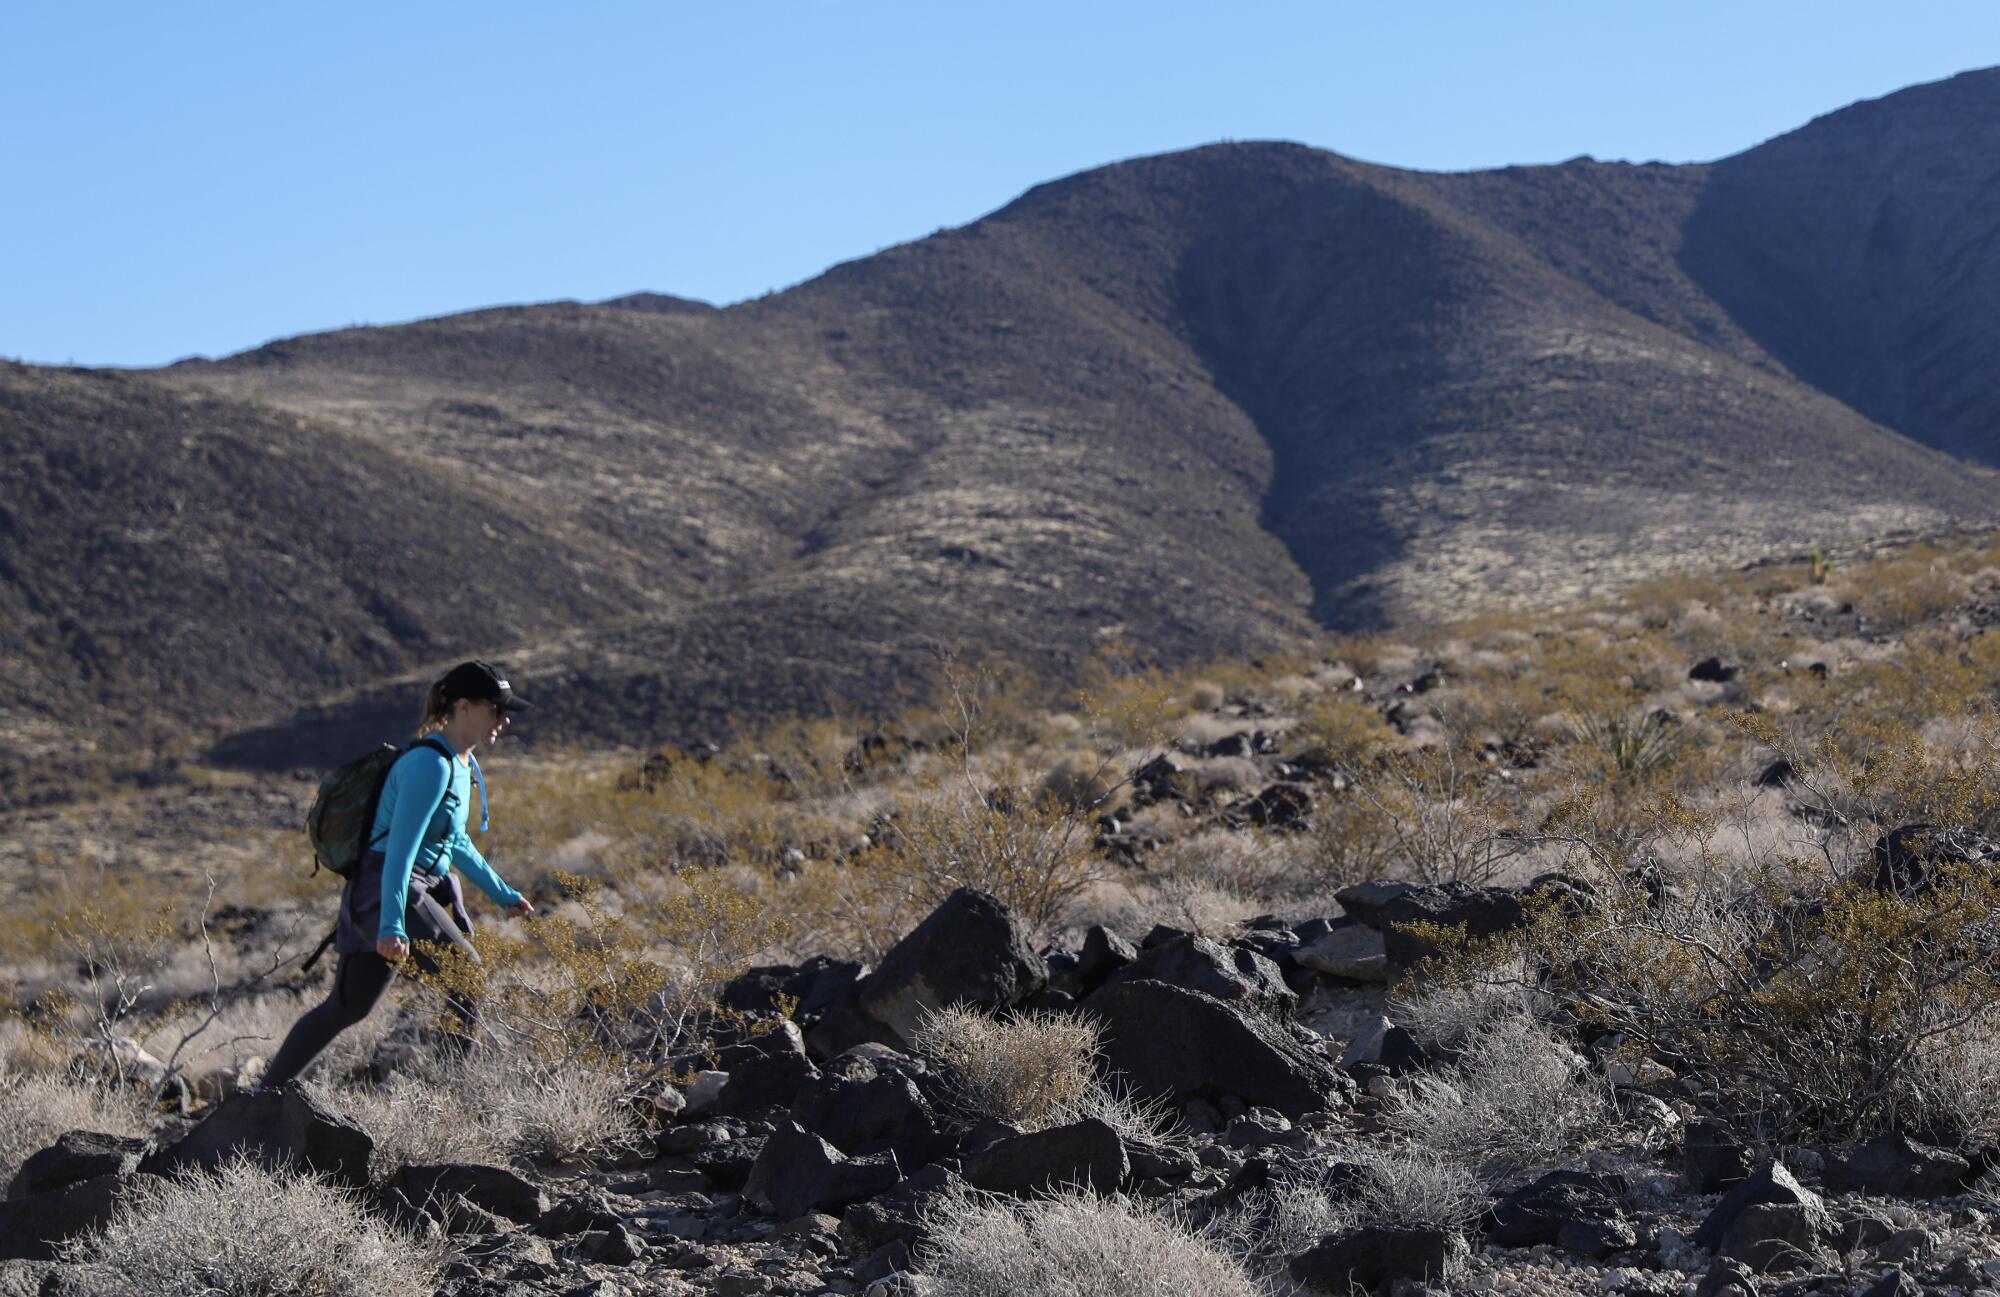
[261,661,536,1091]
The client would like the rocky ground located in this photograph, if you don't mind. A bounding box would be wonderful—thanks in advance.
[8,871,2000,1297]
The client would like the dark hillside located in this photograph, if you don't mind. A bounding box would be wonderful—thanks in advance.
[7,70,2000,763]
[0,363,640,760]
[1679,67,2000,463]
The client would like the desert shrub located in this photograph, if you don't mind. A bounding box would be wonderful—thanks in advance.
[1389,955,1548,1054]
[1898,1006,2000,1148]
[1839,542,1966,633]
[864,766,1104,944]
[910,1005,1175,1144]
[1235,1146,1481,1274]
[341,1029,638,1168]
[1306,740,1526,888]
[61,1153,443,1297]
[337,1070,508,1170]
[1383,1013,1608,1174]
[912,1004,1099,1130]
[918,1185,1258,1297]
[0,1072,150,1189]
[1418,776,2000,1142]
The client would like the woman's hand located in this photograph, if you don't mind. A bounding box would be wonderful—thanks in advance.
[376,935,410,962]
[505,896,535,920]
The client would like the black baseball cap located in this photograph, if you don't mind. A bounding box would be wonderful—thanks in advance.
[438,660,531,714]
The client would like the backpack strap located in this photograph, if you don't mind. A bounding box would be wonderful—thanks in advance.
[366,736,463,851]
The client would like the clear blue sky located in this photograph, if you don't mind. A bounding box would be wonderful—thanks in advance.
[4,2,1995,367]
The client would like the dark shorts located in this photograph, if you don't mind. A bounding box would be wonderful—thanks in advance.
[335,850,476,958]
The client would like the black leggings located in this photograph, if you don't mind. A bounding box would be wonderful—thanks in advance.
[262,941,479,1091]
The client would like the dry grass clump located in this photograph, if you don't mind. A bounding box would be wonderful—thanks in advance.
[61,1153,444,1297]
[0,1071,151,1189]
[342,1044,638,1168]
[910,1004,1174,1143]
[918,1185,1258,1297]
[1237,1146,1482,1274]
[911,1004,1099,1131]
[1383,1013,1609,1175]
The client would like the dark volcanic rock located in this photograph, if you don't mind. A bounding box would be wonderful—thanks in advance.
[396,1163,548,1229]
[960,1118,1128,1196]
[140,1084,372,1187]
[0,1173,152,1261]
[742,1122,901,1220]
[1380,883,1526,972]
[1485,1169,1630,1253]
[1868,822,1999,897]
[1692,1160,1832,1254]
[1333,880,1421,928]
[1378,875,1592,972]
[1684,1118,1755,1192]
[1289,1224,1469,1294]
[711,1020,821,1114]
[719,956,864,1018]
[790,1047,945,1159]
[1821,1130,1973,1197]
[1722,1202,1833,1273]
[840,1164,962,1252]
[8,1131,151,1199]
[1090,933,1296,1018]
[1090,979,1348,1116]
[1073,924,1138,992]
[808,888,1046,1056]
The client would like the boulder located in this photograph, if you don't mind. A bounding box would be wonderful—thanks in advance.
[742,1122,901,1220]
[808,889,1046,1056]
[839,1164,962,1252]
[1333,880,1422,928]
[790,1048,946,1161]
[8,1131,151,1199]
[1684,1118,1754,1192]
[1722,1202,1832,1273]
[0,1172,152,1261]
[1235,783,1313,828]
[1292,922,1388,982]
[1485,1169,1630,1253]
[1090,934,1295,1018]
[140,1084,372,1187]
[1689,657,1740,683]
[1289,1224,1469,1295]
[1692,1160,1832,1254]
[1336,1016,1421,1071]
[1073,925,1137,993]
[960,1118,1127,1196]
[710,1021,821,1114]
[1821,1130,1974,1197]
[1378,883,1525,973]
[571,1225,646,1265]
[719,956,865,1019]
[396,1163,548,1229]
[1090,980,1348,1117]
[1868,823,1999,898]
[1694,1256,1760,1297]
[1860,1268,1924,1297]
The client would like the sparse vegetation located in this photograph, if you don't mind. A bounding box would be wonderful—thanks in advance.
[14,530,2000,1293]
[919,1186,1259,1297]
[61,1154,445,1297]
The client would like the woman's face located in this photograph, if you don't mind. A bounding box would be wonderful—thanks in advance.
[450,697,509,748]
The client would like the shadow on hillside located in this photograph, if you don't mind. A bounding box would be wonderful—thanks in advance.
[204,693,415,773]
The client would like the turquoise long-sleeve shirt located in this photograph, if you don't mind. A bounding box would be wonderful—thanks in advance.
[370,737,521,942]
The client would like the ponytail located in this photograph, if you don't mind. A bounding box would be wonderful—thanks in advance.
[415,679,454,737]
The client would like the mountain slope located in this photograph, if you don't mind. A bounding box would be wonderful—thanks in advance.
[7,70,2000,762]
[0,362,642,757]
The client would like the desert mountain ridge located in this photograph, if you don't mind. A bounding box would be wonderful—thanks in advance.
[4,66,2000,777]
